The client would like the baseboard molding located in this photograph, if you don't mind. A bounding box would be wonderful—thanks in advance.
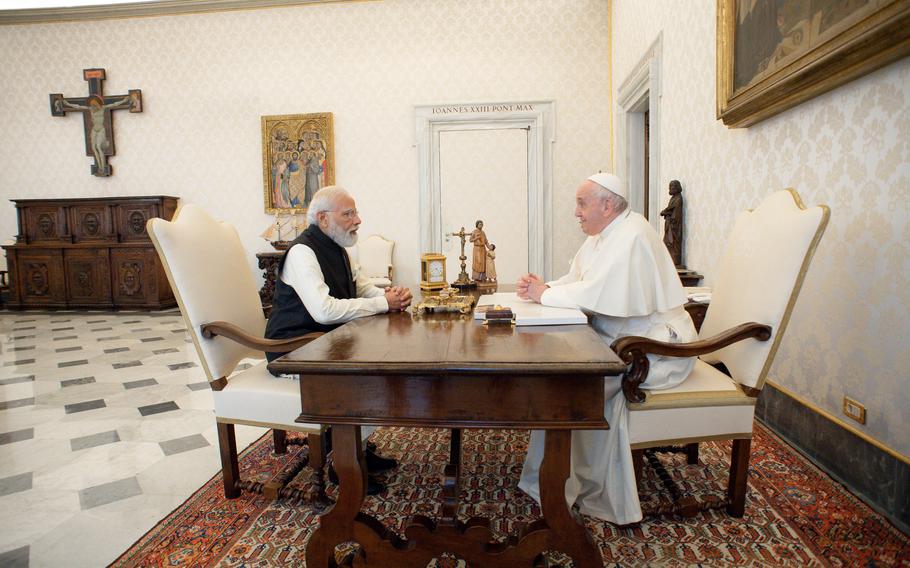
[756,383,909,535]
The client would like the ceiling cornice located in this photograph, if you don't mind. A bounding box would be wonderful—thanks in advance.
[0,0,362,25]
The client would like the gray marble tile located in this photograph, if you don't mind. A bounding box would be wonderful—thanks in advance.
[104,347,130,354]
[138,401,179,416]
[61,376,95,387]
[58,359,88,368]
[0,375,34,386]
[78,476,142,510]
[0,428,34,445]
[159,433,209,456]
[112,361,142,369]
[0,472,33,497]
[64,399,106,414]
[70,429,120,451]
[123,378,157,390]
[52,335,77,341]
[0,398,35,411]
[4,359,35,367]
[186,381,210,391]
[54,346,82,353]
[9,345,35,352]
[167,362,196,371]
[152,348,179,355]
[0,545,29,568]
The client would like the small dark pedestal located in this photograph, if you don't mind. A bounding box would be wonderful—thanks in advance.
[677,267,703,287]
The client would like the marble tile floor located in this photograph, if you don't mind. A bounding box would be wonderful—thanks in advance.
[0,309,268,568]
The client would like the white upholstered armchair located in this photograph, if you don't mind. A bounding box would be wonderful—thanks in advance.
[348,234,394,288]
[613,189,829,518]
[148,204,327,503]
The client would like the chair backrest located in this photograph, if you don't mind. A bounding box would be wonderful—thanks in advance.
[148,204,266,382]
[356,234,394,279]
[699,189,829,390]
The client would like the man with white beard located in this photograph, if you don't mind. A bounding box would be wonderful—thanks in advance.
[516,173,697,525]
[265,185,411,494]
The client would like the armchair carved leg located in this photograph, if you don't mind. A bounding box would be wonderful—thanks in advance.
[217,422,241,499]
[685,442,699,465]
[273,429,288,455]
[727,438,751,517]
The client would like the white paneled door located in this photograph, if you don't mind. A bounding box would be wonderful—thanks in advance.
[438,128,529,285]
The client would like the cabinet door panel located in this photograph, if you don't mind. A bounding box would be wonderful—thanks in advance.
[16,250,66,305]
[65,249,112,305]
[25,206,69,244]
[71,205,114,243]
[111,248,158,305]
[116,204,157,243]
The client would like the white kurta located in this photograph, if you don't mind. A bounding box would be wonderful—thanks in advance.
[518,209,697,525]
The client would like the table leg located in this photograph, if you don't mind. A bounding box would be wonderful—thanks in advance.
[442,428,462,524]
[305,424,365,567]
[539,430,601,568]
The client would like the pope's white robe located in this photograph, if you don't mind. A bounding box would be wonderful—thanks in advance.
[518,209,697,525]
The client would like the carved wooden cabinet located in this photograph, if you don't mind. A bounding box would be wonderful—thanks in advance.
[2,196,178,310]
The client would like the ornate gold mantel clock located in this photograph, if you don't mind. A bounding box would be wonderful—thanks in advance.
[420,253,447,291]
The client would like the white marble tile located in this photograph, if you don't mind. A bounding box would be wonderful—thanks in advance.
[32,441,165,492]
[0,438,72,478]
[0,487,81,553]
[28,493,187,568]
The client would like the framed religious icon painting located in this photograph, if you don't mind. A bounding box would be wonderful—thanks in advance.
[261,112,336,214]
[717,0,910,127]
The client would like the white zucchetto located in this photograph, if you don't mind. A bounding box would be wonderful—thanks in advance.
[586,172,627,199]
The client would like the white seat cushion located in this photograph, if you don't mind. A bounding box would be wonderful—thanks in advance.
[213,361,320,432]
[629,360,756,447]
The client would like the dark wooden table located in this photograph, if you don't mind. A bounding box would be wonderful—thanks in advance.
[270,307,625,567]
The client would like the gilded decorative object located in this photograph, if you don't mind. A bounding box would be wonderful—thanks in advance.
[717,0,910,127]
[414,287,476,315]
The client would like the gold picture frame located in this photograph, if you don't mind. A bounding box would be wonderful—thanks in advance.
[717,0,910,128]
[261,112,335,214]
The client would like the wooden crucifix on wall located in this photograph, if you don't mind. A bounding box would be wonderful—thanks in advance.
[50,68,142,177]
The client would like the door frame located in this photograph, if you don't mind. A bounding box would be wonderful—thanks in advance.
[617,33,662,230]
[415,101,555,278]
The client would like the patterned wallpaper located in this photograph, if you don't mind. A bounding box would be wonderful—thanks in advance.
[0,0,610,287]
[613,0,910,457]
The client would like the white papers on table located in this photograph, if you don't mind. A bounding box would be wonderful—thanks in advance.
[474,292,588,326]
[684,286,712,303]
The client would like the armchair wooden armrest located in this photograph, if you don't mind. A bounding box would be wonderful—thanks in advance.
[610,322,772,404]
[201,321,323,353]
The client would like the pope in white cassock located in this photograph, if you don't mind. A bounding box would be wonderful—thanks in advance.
[516,172,697,525]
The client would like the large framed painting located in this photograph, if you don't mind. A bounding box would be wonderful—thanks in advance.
[261,112,335,214]
[717,0,910,127]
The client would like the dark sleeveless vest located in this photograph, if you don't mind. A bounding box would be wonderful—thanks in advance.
[264,224,356,361]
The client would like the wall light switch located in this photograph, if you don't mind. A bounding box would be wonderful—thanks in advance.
[843,396,866,424]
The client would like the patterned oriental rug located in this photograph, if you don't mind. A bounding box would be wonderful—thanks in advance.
[111,423,909,567]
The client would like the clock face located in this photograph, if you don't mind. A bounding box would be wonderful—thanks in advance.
[429,260,444,282]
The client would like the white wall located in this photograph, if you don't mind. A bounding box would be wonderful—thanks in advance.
[613,0,910,457]
[0,0,612,285]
